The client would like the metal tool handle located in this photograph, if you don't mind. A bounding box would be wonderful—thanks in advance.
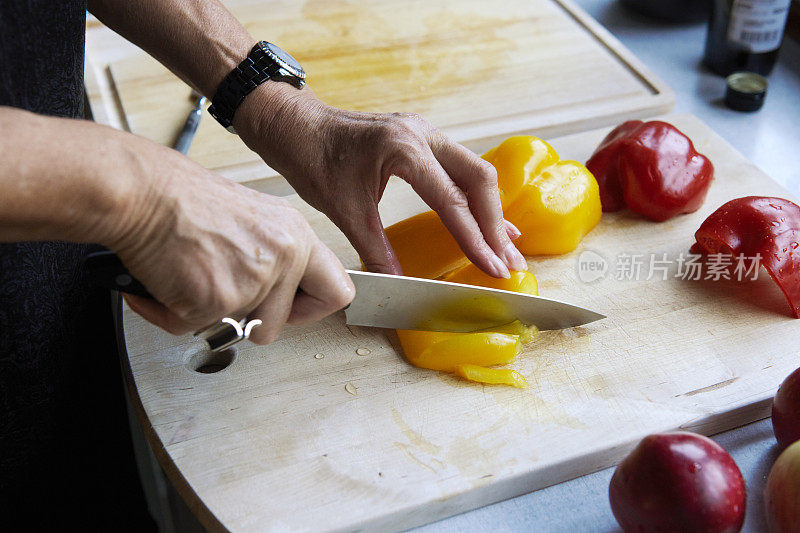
[83,249,152,298]
[173,95,206,155]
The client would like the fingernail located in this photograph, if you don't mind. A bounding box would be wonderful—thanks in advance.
[504,219,522,240]
[502,243,528,272]
[490,254,511,279]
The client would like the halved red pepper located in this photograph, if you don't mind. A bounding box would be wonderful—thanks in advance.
[690,196,800,318]
[586,120,714,221]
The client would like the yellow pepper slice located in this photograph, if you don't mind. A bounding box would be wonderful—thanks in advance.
[443,262,538,295]
[478,320,538,344]
[397,330,521,372]
[483,136,602,256]
[455,365,529,388]
[395,265,538,386]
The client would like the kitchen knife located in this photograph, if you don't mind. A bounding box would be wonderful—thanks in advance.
[84,250,604,334]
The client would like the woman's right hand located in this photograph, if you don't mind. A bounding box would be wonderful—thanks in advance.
[107,137,354,344]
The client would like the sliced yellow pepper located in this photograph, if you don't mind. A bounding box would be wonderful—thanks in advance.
[397,330,521,372]
[396,265,538,387]
[478,320,538,344]
[443,262,538,295]
[455,365,528,388]
[483,136,602,256]
[385,135,600,387]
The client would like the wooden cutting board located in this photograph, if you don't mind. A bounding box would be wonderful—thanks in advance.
[97,0,672,191]
[123,114,800,532]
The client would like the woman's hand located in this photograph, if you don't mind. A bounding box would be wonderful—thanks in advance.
[235,84,527,278]
[110,137,354,344]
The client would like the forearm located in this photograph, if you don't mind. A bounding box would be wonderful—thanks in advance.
[0,106,150,246]
[87,0,303,148]
[88,0,254,98]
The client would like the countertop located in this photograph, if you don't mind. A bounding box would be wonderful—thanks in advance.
[418,1,800,532]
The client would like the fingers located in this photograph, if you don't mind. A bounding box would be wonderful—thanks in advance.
[335,207,403,275]
[288,239,355,326]
[246,262,304,345]
[123,293,194,335]
[383,114,525,278]
[248,233,353,343]
[389,141,508,278]
[505,219,521,240]
[430,133,527,273]
[406,158,511,278]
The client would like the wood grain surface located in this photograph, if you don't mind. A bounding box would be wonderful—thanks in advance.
[86,0,672,194]
[122,114,800,532]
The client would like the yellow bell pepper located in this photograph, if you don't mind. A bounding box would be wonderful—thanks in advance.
[384,136,601,281]
[385,135,600,387]
[482,136,559,204]
[483,136,602,256]
[384,210,469,279]
[396,265,539,387]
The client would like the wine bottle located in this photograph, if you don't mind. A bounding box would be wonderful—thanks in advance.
[703,0,791,76]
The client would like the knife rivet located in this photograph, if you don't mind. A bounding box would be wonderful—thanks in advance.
[115,274,132,287]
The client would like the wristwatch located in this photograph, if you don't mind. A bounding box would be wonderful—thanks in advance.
[208,41,306,134]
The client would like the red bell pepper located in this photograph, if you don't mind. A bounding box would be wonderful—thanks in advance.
[586,120,714,221]
[691,196,800,318]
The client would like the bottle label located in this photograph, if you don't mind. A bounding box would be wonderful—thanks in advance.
[728,0,791,53]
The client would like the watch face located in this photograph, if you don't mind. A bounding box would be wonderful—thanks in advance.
[263,42,305,79]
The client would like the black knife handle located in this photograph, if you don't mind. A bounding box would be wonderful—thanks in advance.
[83,250,153,299]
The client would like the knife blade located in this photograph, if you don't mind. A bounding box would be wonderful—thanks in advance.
[344,270,604,332]
[83,251,604,334]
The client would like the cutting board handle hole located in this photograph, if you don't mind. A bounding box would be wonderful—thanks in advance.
[187,347,236,374]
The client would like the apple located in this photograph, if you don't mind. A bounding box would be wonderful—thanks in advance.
[764,440,800,533]
[609,432,746,533]
[772,367,800,450]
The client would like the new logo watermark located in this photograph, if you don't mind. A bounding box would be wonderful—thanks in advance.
[577,250,609,283]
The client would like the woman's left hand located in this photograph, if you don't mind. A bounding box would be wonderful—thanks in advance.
[234,83,526,278]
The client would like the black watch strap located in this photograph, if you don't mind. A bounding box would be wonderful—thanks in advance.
[208,41,305,134]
